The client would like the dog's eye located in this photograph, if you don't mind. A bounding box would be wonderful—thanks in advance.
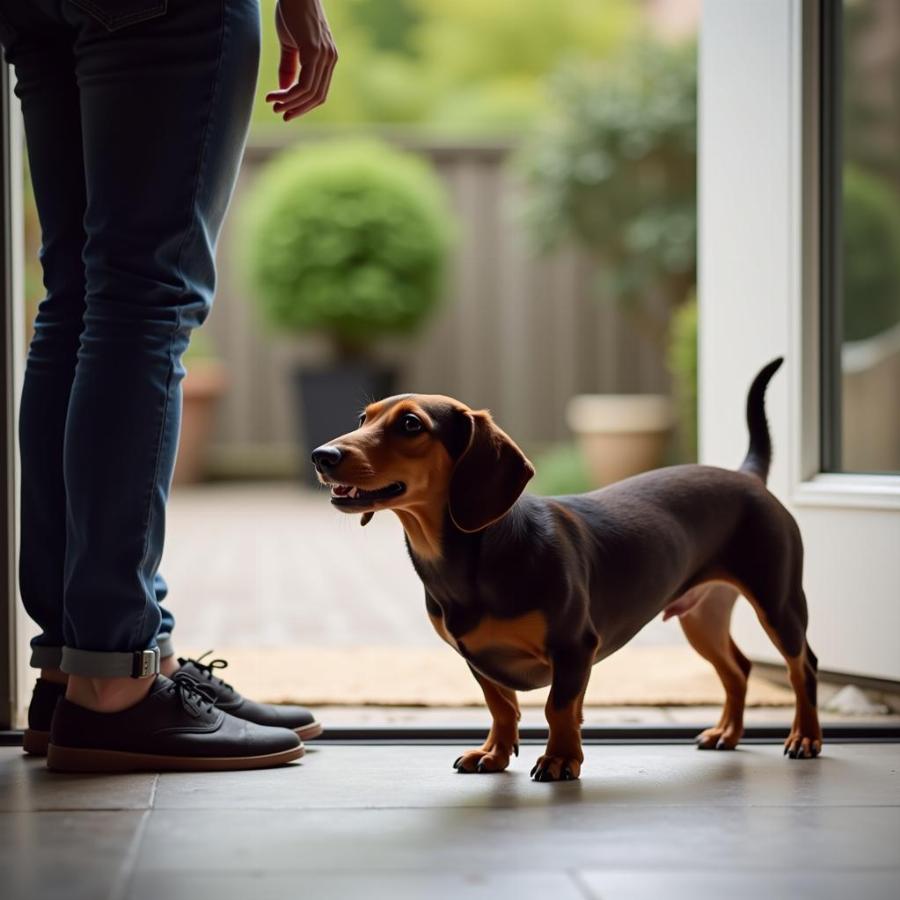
[400,413,423,434]
[357,413,366,428]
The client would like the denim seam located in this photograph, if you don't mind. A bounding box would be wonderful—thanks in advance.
[130,320,177,651]
[67,0,168,32]
[130,0,228,652]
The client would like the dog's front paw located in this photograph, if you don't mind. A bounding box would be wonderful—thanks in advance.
[695,725,741,751]
[530,754,581,782]
[784,732,822,759]
[453,747,513,774]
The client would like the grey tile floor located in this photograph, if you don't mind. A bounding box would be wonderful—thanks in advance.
[2,742,898,900]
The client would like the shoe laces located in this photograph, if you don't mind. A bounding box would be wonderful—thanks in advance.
[179,650,234,692]
[168,670,219,716]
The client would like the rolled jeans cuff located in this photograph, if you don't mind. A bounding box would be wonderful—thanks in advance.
[60,646,161,678]
[156,632,175,660]
[30,645,63,670]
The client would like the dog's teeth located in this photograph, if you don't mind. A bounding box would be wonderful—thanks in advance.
[349,487,358,498]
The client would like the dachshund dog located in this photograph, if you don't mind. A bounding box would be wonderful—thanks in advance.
[312,359,821,781]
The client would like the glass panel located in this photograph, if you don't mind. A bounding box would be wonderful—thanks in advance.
[830,0,900,473]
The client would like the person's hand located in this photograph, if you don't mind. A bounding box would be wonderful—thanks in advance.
[265,0,337,122]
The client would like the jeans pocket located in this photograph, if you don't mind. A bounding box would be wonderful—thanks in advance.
[67,0,168,32]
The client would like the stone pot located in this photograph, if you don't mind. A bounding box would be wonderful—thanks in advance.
[566,394,674,487]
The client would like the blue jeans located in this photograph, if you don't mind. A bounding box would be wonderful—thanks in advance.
[0,0,260,677]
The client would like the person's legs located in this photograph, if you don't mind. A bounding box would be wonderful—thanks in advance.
[58,0,260,704]
[5,0,306,769]
[36,0,299,771]
[0,2,185,694]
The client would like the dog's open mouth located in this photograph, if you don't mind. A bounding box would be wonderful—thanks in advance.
[329,482,406,508]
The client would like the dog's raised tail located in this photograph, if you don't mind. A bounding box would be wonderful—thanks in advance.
[739,357,783,482]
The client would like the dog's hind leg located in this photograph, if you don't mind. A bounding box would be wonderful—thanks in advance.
[781,631,821,758]
[746,587,822,759]
[677,582,751,750]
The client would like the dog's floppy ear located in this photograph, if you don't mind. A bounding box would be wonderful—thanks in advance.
[448,410,534,533]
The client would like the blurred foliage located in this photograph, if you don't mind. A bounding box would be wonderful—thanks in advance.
[667,292,697,461]
[22,165,42,335]
[518,40,696,342]
[240,140,452,355]
[528,442,591,496]
[843,0,900,191]
[184,328,219,362]
[251,0,639,133]
[842,165,900,342]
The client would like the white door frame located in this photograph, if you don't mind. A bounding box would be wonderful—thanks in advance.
[699,0,900,681]
[1,63,25,730]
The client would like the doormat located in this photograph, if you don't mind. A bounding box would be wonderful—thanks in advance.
[181,644,795,707]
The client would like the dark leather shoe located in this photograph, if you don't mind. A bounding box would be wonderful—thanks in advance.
[46,673,304,773]
[23,678,66,756]
[178,653,323,740]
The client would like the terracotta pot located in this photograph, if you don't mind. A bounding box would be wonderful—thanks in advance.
[566,394,674,487]
[173,362,227,486]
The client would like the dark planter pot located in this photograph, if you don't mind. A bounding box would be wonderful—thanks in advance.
[294,362,396,485]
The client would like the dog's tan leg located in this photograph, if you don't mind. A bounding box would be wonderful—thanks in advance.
[453,668,520,774]
[678,583,751,750]
[781,641,822,759]
[531,642,595,782]
[530,690,586,782]
[739,583,822,759]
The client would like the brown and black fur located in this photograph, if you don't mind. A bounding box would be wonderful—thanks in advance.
[312,358,822,781]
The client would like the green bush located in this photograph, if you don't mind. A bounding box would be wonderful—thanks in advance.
[528,443,591,496]
[241,140,452,355]
[519,40,696,332]
[184,328,218,363]
[668,293,697,462]
[842,165,900,342]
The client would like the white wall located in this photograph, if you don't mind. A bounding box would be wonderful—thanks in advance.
[699,0,900,680]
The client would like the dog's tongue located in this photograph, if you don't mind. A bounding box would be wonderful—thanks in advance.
[360,511,374,527]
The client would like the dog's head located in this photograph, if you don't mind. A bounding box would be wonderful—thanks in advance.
[311,394,534,535]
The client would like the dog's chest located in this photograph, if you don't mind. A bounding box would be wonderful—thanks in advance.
[428,609,552,691]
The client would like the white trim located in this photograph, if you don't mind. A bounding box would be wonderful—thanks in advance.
[8,84,28,726]
[794,473,900,510]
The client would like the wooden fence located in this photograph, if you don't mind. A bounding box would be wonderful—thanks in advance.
[205,136,672,473]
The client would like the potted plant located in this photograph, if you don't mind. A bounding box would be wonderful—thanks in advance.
[241,139,452,479]
[173,330,228,485]
[520,39,696,485]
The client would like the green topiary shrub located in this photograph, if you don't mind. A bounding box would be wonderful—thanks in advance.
[842,165,900,342]
[241,140,452,356]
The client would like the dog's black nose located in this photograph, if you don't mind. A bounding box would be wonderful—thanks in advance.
[311,445,343,471]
